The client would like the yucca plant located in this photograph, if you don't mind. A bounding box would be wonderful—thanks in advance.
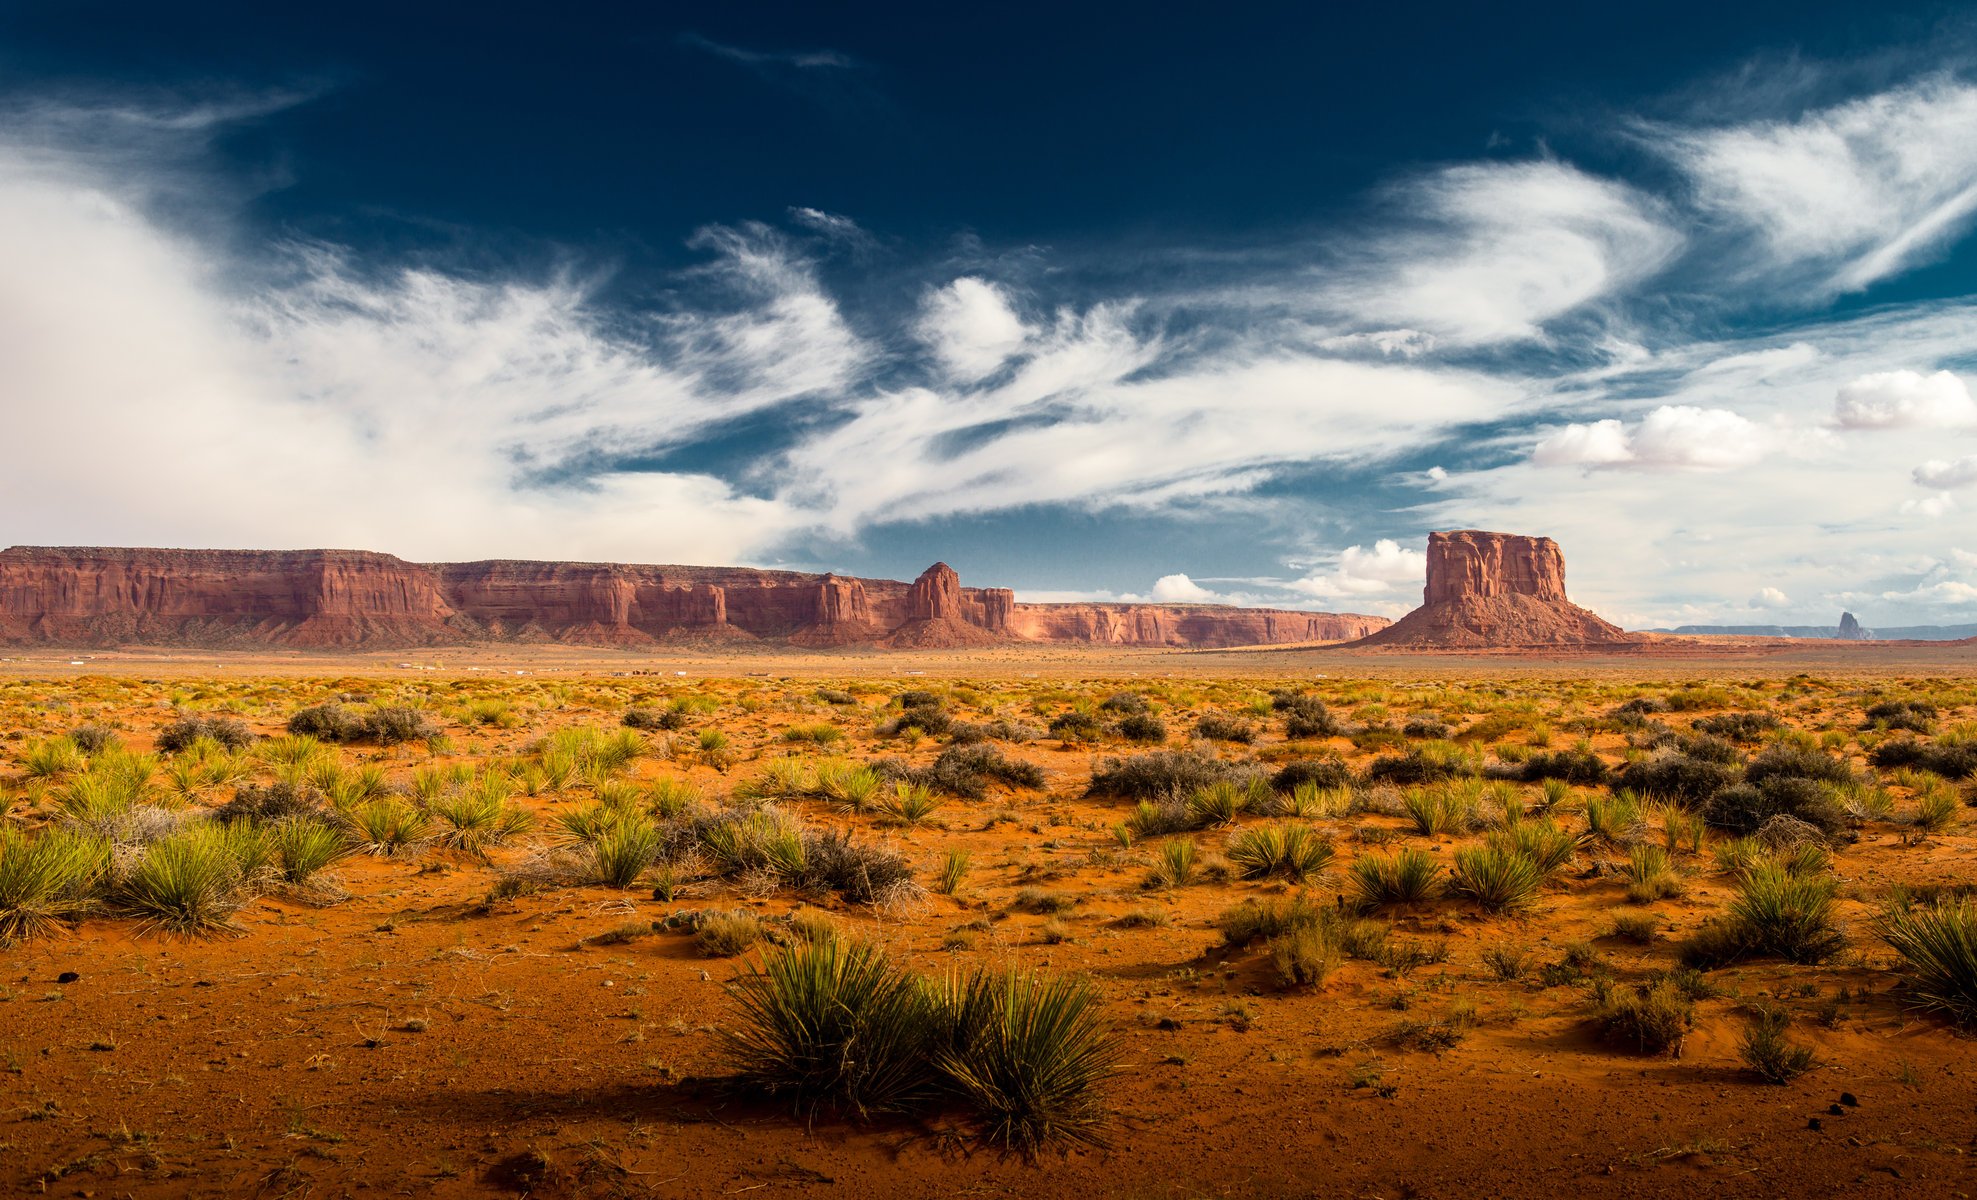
[1144,838,1197,889]
[1584,793,1642,845]
[343,798,432,857]
[646,774,702,818]
[877,783,942,827]
[1728,864,1845,964]
[1227,824,1334,884]
[1624,843,1684,904]
[1446,844,1542,913]
[1184,780,1251,828]
[1877,898,1977,1026]
[1400,782,1477,836]
[929,968,1122,1157]
[1489,817,1578,877]
[936,848,971,896]
[1738,1006,1817,1083]
[0,827,106,944]
[21,737,85,780]
[270,817,351,885]
[54,770,148,833]
[1913,781,1960,834]
[813,760,881,813]
[754,756,815,800]
[1659,805,1706,855]
[115,823,255,935]
[1350,848,1444,908]
[586,818,662,888]
[1287,781,1354,818]
[430,781,533,858]
[720,939,933,1117]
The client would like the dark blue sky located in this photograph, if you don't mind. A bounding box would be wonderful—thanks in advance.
[3,1,1977,626]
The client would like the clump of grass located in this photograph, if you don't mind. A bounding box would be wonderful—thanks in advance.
[428,780,533,858]
[0,827,106,945]
[1583,793,1643,845]
[719,939,932,1118]
[1184,780,1261,828]
[1606,913,1659,944]
[586,818,663,888]
[344,799,433,857]
[877,783,943,827]
[1877,898,1977,1026]
[1680,862,1845,969]
[269,818,351,886]
[1143,839,1198,890]
[114,823,261,935]
[1738,1006,1817,1083]
[1269,921,1342,987]
[22,737,85,779]
[1349,848,1443,909]
[1446,844,1542,913]
[935,848,971,896]
[1624,843,1684,904]
[1226,824,1334,884]
[1490,818,1577,877]
[1482,943,1531,981]
[697,910,765,956]
[1399,782,1477,836]
[1593,978,1693,1055]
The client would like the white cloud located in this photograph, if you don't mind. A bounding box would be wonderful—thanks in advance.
[1901,492,1960,518]
[1532,405,1771,470]
[1149,573,1223,603]
[1833,369,1977,429]
[916,277,1034,382]
[1750,586,1791,609]
[1658,78,1977,292]
[1912,456,1977,489]
[1289,539,1427,600]
[1336,161,1681,344]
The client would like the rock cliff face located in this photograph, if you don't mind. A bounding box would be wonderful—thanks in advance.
[1351,531,1632,649]
[0,546,1387,650]
[1837,612,1872,641]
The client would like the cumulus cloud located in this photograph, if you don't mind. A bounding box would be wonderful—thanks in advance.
[1750,586,1791,609]
[1289,540,1427,600]
[1335,161,1681,344]
[915,277,1034,381]
[1833,369,1977,428]
[1913,456,1977,489]
[1901,492,1959,517]
[1531,405,1772,470]
[1149,573,1224,603]
[1657,78,1977,292]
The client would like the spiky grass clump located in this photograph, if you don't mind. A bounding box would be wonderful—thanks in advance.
[1399,782,1476,836]
[1184,780,1261,828]
[114,822,261,935]
[1624,843,1684,904]
[270,818,351,886]
[720,939,932,1118]
[0,827,106,944]
[586,819,663,888]
[344,799,433,857]
[935,848,971,896]
[877,782,942,827]
[930,968,1123,1157]
[22,736,85,779]
[1269,921,1343,987]
[1490,818,1578,877]
[428,780,533,858]
[1143,838,1197,889]
[1583,793,1643,845]
[696,909,765,956]
[1349,848,1443,909]
[1738,1006,1817,1083]
[1593,978,1693,1055]
[1226,824,1334,883]
[1446,844,1543,913]
[1680,861,1845,969]
[1877,898,1977,1026]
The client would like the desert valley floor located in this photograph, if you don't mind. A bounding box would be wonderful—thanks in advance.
[3,641,1976,1198]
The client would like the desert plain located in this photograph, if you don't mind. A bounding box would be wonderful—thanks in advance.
[2,640,1976,1199]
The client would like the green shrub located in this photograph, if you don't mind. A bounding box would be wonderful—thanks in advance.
[1270,758,1353,793]
[270,818,350,886]
[1115,713,1167,743]
[0,827,106,944]
[1193,712,1255,744]
[1594,978,1693,1054]
[1088,751,1261,800]
[115,823,257,935]
[156,713,254,754]
[1738,1006,1816,1083]
[1446,845,1542,913]
[1877,898,1977,1026]
[1047,710,1105,743]
[1349,848,1443,908]
[1226,824,1334,884]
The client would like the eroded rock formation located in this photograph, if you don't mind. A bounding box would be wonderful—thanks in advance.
[0,546,1387,650]
[1350,530,1633,649]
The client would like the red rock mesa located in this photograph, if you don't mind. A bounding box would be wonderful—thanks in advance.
[1350,530,1633,648]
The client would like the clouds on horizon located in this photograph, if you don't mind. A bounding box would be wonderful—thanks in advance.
[6,71,1977,628]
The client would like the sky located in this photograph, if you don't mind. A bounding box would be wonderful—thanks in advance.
[3,1,1977,629]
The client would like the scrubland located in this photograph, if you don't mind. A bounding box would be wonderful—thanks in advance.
[2,660,1976,1197]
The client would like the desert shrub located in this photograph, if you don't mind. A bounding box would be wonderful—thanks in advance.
[720,939,932,1117]
[1623,843,1683,904]
[585,818,663,887]
[1270,921,1343,987]
[1114,713,1167,743]
[1738,1006,1816,1083]
[1691,712,1783,743]
[798,829,915,904]
[1099,693,1150,715]
[156,713,254,754]
[1349,848,1443,908]
[269,817,350,885]
[1186,779,1264,828]
[948,718,1044,745]
[928,968,1122,1156]
[68,723,118,755]
[1863,699,1937,734]
[1283,696,1346,740]
[1877,898,1977,1026]
[1703,776,1846,837]
[1365,743,1475,786]
[1610,697,1669,719]
[622,707,672,730]
[287,702,365,742]
[1446,845,1543,913]
[1088,751,1261,800]
[1144,838,1198,889]
[1517,749,1608,786]
[1400,782,1478,835]
[1885,741,1977,780]
[1488,819,1577,878]
[1612,753,1739,806]
[1270,758,1352,793]
[1593,978,1693,1054]
[784,723,844,745]
[922,744,1044,799]
[0,827,106,944]
[1401,714,1453,740]
[697,910,765,956]
[1607,912,1660,943]
[812,760,882,812]
[343,798,433,857]
[1226,824,1334,884]
[287,702,436,746]
[1680,863,1845,969]
[114,822,261,934]
[1047,710,1105,743]
[1870,738,1928,769]
[216,780,327,824]
[1216,893,1326,947]
[880,700,951,737]
[1744,744,1855,789]
[1193,712,1255,744]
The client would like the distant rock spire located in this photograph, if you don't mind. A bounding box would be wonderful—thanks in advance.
[1837,611,1871,641]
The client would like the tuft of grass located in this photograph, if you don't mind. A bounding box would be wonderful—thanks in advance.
[1399,783,1477,836]
[1681,862,1845,969]
[270,818,351,886]
[114,823,257,935]
[586,818,663,888]
[344,799,433,857]
[1738,1006,1817,1083]
[1446,844,1542,913]
[928,968,1122,1157]
[1349,848,1443,909]
[697,910,765,956]
[719,939,932,1117]
[1593,978,1693,1055]
[1877,898,1977,1026]
[1269,922,1342,987]
[935,848,972,896]
[0,827,106,945]
[1144,838,1198,890]
[877,783,942,827]
[1226,824,1334,884]
[1624,843,1684,904]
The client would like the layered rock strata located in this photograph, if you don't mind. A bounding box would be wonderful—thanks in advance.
[1349,531,1633,648]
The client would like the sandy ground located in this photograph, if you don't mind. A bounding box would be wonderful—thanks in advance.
[2,643,1975,1198]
